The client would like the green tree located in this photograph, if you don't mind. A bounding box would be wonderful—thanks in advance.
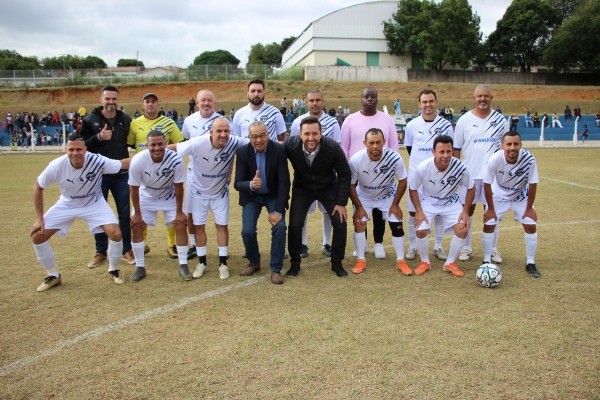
[0,49,41,70]
[383,0,434,57]
[486,0,558,72]
[117,58,144,67]
[544,0,600,72]
[42,54,107,69]
[549,0,583,23]
[280,36,297,53]
[193,50,240,66]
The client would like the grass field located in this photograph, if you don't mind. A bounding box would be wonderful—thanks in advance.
[0,148,599,399]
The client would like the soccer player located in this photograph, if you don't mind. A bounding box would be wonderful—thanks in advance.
[453,84,509,262]
[483,131,540,277]
[409,135,475,277]
[231,79,287,142]
[172,117,248,280]
[128,92,185,259]
[349,128,410,275]
[180,89,221,260]
[290,89,341,258]
[341,86,398,259]
[128,130,191,282]
[30,134,131,292]
[404,89,454,263]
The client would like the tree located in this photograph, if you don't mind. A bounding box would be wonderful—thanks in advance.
[486,0,558,72]
[544,0,600,72]
[280,36,297,53]
[383,0,481,70]
[548,0,583,23]
[193,50,240,66]
[117,59,144,67]
[247,37,297,68]
[0,49,41,70]
[42,54,107,69]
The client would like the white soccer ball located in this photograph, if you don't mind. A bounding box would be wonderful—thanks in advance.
[476,263,502,288]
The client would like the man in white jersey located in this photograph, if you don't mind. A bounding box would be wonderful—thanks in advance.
[483,131,540,277]
[30,134,131,292]
[453,84,509,262]
[341,86,398,259]
[290,89,341,258]
[231,79,287,142]
[410,135,475,277]
[172,117,248,280]
[181,89,221,260]
[128,131,191,282]
[404,89,454,262]
[349,128,411,276]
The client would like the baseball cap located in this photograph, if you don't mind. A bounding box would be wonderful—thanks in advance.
[142,93,158,102]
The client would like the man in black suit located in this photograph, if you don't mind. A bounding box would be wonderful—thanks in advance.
[234,122,290,284]
[284,116,350,277]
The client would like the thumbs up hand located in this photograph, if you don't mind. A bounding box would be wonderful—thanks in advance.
[99,124,112,141]
[251,170,262,190]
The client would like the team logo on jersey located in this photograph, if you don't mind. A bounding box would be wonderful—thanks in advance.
[160,168,172,178]
[374,166,390,174]
[154,126,163,131]
[511,169,525,177]
[446,176,457,185]
[219,153,229,161]
[434,127,443,135]
[259,116,269,123]
[490,121,499,127]
[85,172,97,182]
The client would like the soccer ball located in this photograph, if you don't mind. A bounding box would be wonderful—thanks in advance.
[476,263,502,288]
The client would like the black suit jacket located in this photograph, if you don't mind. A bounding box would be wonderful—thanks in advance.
[234,140,290,214]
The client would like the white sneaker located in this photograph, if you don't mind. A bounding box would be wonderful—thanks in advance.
[374,243,386,259]
[193,263,206,279]
[458,247,473,261]
[405,247,417,260]
[491,249,503,263]
[219,264,230,280]
[433,248,448,261]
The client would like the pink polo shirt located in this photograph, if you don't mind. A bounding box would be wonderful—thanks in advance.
[340,110,398,159]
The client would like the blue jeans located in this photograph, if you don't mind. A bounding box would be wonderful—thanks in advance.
[95,172,131,255]
[241,194,286,272]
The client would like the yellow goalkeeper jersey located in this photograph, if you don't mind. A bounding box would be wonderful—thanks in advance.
[128,115,184,151]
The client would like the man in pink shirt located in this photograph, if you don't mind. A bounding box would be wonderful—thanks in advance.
[341,87,398,259]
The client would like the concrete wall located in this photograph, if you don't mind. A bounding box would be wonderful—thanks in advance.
[408,70,600,85]
[305,66,409,82]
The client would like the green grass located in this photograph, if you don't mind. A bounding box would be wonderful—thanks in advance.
[0,148,599,399]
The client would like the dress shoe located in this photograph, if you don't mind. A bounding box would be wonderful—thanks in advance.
[239,263,260,276]
[331,262,348,277]
[285,265,300,276]
[271,271,284,284]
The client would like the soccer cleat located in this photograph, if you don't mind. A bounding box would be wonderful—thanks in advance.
[405,247,417,260]
[109,269,126,285]
[122,250,135,265]
[458,248,473,261]
[187,246,197,260]
[37,275,62,292]
[88,253,107,269]
[352,259,367,274]
[396,260,413,276]
[526,263,541,278]
[166,245,178,259]
[443,262,465,277]
[219,264,230,280]
[414,262,431,275]
[300,245,309,258]
[321,244,332,257]
[129,267,146,282]
[491,249,503,263]
[193,263,206,279]
[179,264,193,281]
[144,244,151,254]
[374,243,386,259]
[433,248,448,261]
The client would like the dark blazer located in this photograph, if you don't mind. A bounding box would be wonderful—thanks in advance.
[234,140,290,214]
[284,135,351,207]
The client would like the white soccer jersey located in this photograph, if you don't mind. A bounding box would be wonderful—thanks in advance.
[231,102,287,141]
[484,149,539,202]
[128,149,185,201]
[176,135,248,199]
[405,115,453,172]
[37,152,121,207]
[181,111,220,140]
[350,148,407,201]
[290,111,341,142]
[410,157,473,207]
[454,110,509,179]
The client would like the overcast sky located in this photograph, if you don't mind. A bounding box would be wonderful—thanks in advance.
[0,0,512,68]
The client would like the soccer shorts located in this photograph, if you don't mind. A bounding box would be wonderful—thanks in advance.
[484,199,536,225]
[190,193,229,226]
[44,199,117,236]
[134,197,177,227]
[355,196,401,223]
[183,172,195,214]
[416,202,463,234]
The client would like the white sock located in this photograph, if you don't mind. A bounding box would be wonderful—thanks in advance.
[302,217,308,246]
[197,246,207,257]
[482,232,494,263]
[177,245,188,265]
[493,224,500,250]
[525,232,538,264]
[447,235,466,264]
[188,234,195,248]
[322,213,332,246]
[354,232,367,259]
[218,246,228,257]
[407,215,416,248]
[434,216,444,249]
[131,241,146,267]
[392,236,405,260]
[416,236,430,263]
[108,239,123,271]
[33,242,59,277]
[464,216,474,249]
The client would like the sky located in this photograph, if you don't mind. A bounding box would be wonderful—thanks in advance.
[0,0,513,68]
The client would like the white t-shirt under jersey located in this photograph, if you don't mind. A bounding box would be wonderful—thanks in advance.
[290,111,341,142]
[37,152,122,208]
[404,115,453,173]
[410,157,473,207]
[128,149,185,201]
[484,148,539,202]
[350,147,407,201]
[231,102,286,141]
[176,135,248,199]
[453,109,509,179]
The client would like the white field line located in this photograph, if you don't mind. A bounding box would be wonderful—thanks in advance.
[2,219,600,377]
[540,176,600,191]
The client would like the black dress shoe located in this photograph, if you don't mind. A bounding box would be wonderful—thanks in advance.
[331,263,348,277]
[285,266,300,276]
